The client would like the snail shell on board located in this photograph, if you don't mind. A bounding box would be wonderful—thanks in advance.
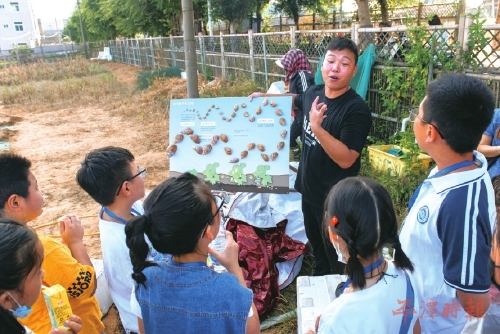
[166,144,177,158]
[222,116,226,120]
[224,147,232,155]
[279,118,286,126]
[231,112,236,118]
[261,154,269,162]
[257,144,265,152]
[173,133,184,144]
[280,130,287,139]
[202,144,212,155]
[270,101,277,107]
[234,104,239,111]
[229,157,239,163]
[227,118,231,122]
[270,152,278,161]
[241,150,248,159]
[220,134,228,143]
[241,103,246,108]
[193,145,203,155]
[262,97,268,106]
[277,142,285,150]
[243,111,249,117]
[275,108,282,116]
[211,104,215,108]
[211,135,219,145]
[248,143,256,150]
[249,115,255,122]
[219,111,223,115]
[256,106,262,115]
[190,134,201,144]
[182,127,194,135]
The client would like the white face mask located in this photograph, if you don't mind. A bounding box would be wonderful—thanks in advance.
[332,241,347,264]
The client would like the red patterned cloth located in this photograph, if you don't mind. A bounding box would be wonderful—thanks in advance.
[277,49,312,85]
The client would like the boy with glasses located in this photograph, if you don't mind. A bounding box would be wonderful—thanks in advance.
[77,146,150,334]
[400,74,496,332]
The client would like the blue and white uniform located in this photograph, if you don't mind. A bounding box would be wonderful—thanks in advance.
[400,152,495,333]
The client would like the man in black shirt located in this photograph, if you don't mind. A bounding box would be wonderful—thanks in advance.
[251,38,372,275]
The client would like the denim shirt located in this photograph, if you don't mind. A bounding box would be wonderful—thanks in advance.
[136,257,253,334]
[484,109,500,178]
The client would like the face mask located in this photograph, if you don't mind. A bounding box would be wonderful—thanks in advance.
[333,241,347,264]
[7,292,32,319]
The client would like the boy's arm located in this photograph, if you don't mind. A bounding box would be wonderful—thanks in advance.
[456,291,490,317]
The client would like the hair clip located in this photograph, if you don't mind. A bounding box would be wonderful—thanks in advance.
[330,216,339,227]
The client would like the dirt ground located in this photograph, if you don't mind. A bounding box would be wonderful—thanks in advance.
[1,61,178,333]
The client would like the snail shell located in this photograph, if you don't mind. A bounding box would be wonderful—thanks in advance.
[215,106,219,109]
[270,101,277,107]
[211,104,215,108]
[270,152,278,161]
[202,144,212,155]
[227,118,231,122]
[190,134,201,144]
[166,144,177,158]
[234,104,239,111]
[257,144,265,152]
[279,118,286,126]
[231,112,236,118]
[222,116,226,120]
[262,97,268,106]
[261,154,269,162]
[277,141,285,150]
[229,157,239,163]
[249,115,255,122]
[211,135,219,145]
[224,147,232,155]
[256,106,262,115]
[275,108,283,116]
[280,130,288,139]
[207,108,211,112]
[193,145,203,155]
[243,111,249,117]
[248,143,256,150]
[241,103,246,108]
[173,133,184,144]
[219,111,223,115]
[182,127,194,135]
[220,134,228,143]
[241,150,248,159]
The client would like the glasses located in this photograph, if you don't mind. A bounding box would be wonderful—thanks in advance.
[116,166,147,196]
[408,108,445,139]
[200,194,225,238]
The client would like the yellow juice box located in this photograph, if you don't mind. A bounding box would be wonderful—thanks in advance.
[42,284,72,329]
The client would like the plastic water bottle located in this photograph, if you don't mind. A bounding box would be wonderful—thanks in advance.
[208,229,227,273]
[383,247,393,260]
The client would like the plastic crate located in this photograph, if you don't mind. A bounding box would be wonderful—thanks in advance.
[367,145,433,176]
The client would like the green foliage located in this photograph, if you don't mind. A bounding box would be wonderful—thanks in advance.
[458,10,489,72]
[137,67,181,90]
[253,165,272,186]
[228,163,247,185]
[9,45,34,56]
[203,163,220,184]
[273,0,324,28]
[210,0,252,32]
[200,74,259,98]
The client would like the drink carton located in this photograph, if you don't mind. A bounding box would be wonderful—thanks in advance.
[42,284,72,329]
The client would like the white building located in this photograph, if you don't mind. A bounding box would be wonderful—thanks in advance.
[0,0,40,51]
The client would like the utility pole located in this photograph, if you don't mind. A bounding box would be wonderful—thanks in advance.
[76,0,88,59]
[182,0,199,98]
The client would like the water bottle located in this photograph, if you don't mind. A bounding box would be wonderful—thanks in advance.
[208,229,227,273]
[382,247,393,260]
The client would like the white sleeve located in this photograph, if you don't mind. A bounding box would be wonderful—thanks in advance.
[130,285,143,319]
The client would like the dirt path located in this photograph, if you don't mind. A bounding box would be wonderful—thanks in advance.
[1,60,175,333]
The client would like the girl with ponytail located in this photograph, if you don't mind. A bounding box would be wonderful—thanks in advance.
[125,172,260,334]
[310,177,420,334]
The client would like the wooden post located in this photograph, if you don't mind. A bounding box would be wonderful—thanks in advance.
[290,26,296,48]
[313,13,316,30]
[220,32,226,79]
[248,29,255,81]
[333,11,336,29]
[417,3,423,26]
[280,15,283,32]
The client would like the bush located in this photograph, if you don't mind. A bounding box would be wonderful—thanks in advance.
[137,67,182,89]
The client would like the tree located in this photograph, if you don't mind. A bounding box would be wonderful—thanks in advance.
[355,0,372,27]
[273,0,324,30]
[211,0,253,34]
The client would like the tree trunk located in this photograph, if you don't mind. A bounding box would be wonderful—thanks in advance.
[256,2,262,33]
[229,21,236,34]
[379,0,389,24]
[355,0,373,27]
[293,13,299,30]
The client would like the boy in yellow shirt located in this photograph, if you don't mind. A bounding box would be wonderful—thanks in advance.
[0,153,104,334]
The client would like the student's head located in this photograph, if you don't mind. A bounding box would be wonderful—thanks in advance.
[77,146,145,206]
[0,153,43,224]
[126,172,220,285]
[322,37,358,92]
[0,219,44,334]
[324,177,413,289]
[416,74,495,154]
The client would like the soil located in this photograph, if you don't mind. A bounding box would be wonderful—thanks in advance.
[0,60,180,333]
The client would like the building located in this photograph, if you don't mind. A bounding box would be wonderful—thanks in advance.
[0,0,40,51]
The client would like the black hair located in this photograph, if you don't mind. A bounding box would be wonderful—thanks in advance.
[125,172,214,286]
[423,74,495,154]
[326,37,359,65]
[0,219,42,334]
[324,177,414,290]
[76,146,135,206]
[0,153,32,211]
[428,15,442,26]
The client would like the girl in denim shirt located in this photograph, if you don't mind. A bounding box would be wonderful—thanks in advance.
[125,172,260,334]
[478,108,500,178]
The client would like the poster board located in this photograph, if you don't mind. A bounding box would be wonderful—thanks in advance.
[168,96,292,193]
